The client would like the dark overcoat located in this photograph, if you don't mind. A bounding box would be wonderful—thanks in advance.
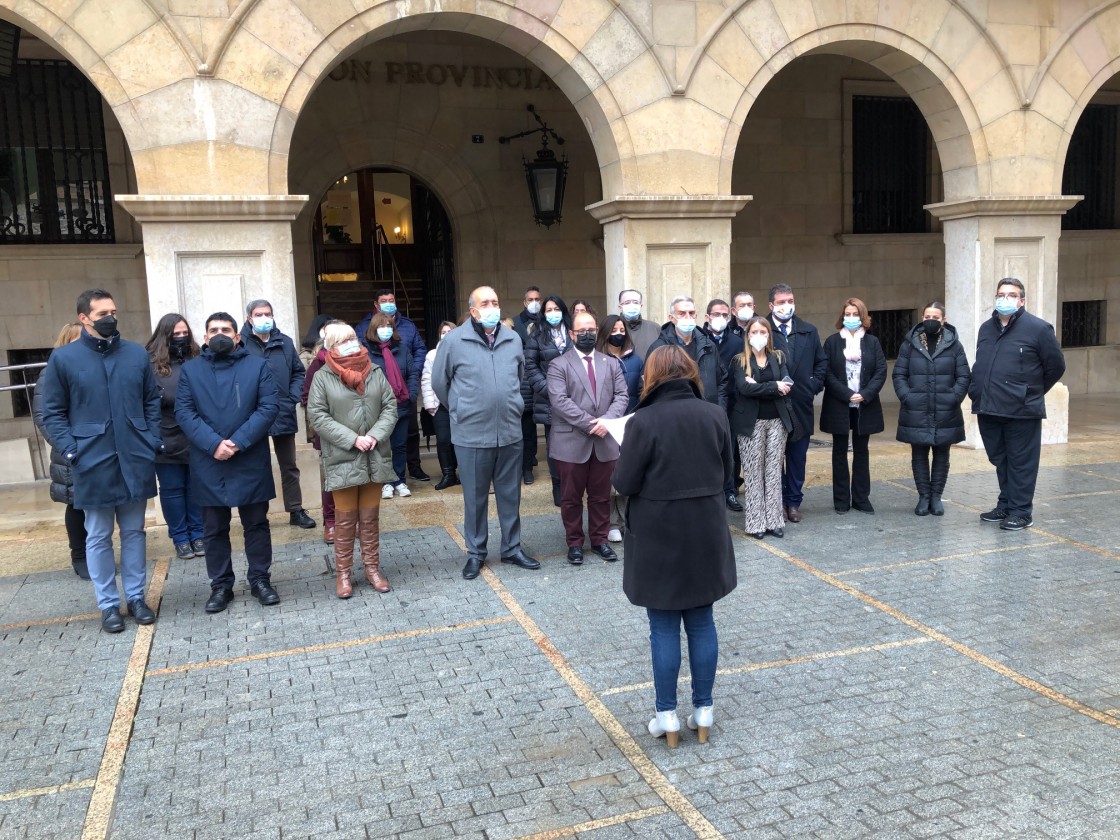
[356,310,428,373]
[612,379,737,611]
[728,352,796,440]
[153,360,191,463]
[239,324,305,436]
[175,346,280,508]
[768,314,827,442]
[968,308,1065,419]
[646,323,728,410]
[525,326,569,425]
[367,337,420,417]
[820,332,888,436]
[892,324,971,446]
[37,332,162,509]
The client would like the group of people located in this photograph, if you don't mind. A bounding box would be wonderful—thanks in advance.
[34,278,1066,752]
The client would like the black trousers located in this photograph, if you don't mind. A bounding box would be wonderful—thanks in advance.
[271,434,303,512]
[406,407,422,472]
[203,501,273,590]
[433,406,457,471]
[832,408,871,507]
[521,409,538,470]
[64,503,87,562]
[978,415,1042,518]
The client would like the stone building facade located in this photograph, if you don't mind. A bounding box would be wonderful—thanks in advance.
[4,0,1120,453]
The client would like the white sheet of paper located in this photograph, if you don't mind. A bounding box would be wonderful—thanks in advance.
[599,413,633,445]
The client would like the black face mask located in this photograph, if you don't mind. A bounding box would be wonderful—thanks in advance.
[91,315,117,338]
[607,334,626,347]
[922,319,942,339]
[574,333,597,352]
[169,336,191,359]
[209,334,235,355]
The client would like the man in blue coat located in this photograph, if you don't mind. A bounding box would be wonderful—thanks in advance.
[177,313,282,613]
[356,290,431,481]
[38,289,163,633]
[240,299,315,530]
[767,283,827,523]
[969,278,1066,532]
[702,297,747,512]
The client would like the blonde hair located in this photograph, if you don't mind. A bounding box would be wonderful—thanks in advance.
[54,322,83,348]
[322,322,357,350]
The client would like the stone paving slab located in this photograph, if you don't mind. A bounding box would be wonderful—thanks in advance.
[0,786,92,840]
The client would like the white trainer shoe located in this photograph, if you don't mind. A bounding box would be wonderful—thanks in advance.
[395,483,412,497]
[607,528,622,543]
[647,710,681,748]
[381,484,394,500]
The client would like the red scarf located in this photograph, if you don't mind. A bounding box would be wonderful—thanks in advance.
[378,342,410,403]
[326,347,372,394]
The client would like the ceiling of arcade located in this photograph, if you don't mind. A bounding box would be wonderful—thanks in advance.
[4,0,1120,198]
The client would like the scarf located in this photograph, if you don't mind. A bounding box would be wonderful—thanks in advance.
[840,327,864,362]
[326,346,372,394]
[378,341,410,403]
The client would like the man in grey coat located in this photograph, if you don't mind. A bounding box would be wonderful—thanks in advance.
[432,286,539,580]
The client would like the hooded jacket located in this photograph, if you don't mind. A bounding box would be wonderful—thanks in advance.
[892,323,971,446]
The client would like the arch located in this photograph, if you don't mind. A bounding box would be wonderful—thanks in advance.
[720,24,991,199]
[263,1,633,197]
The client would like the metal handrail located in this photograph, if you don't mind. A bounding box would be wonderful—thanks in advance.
[371,223,412,315]
[2,361,49,477]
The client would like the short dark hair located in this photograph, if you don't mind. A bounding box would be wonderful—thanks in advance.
[996,278,1026,297]
[706,298,729,314]
[524,285,541,295]
[618,289,643,303]
[769,283,794,303]
[245,299,272,317]
[205,312,239,333]
[77,289,114,316]
[374,289,395,301]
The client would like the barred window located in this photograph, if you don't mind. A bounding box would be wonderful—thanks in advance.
[852,96,931,234]
[6,348,49,418]
[869,309,913,360]
[1062,104,1119,231]
[0,59,115,244]
[1061,300,1105,348]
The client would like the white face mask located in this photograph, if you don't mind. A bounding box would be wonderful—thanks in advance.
[737,306,754,322]
[773,303,795,322]
[749,334,769,352]
[526,301,541,315]
[709,316,728,333]
[336,339,362,357]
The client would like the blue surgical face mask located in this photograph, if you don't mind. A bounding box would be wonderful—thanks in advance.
[545,311,563,327]
[376,326,394,342]
[621,304,641,321]
[252,316,273,334]
[379,302,397,316]
[675,318,696,335]
[843,317,862,331]
[994,296,1020,317]
[477,307,501,329]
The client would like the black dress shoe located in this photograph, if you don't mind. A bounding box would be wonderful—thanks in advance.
[500,549,540,570]
[462,555,483,580]
[589,544,618,561]
[523,469,535,485]
[749,531,765,539]
[251,581,281,606]
[726,493,744,512]
[852,502,875,515]
[128,598,156,625]
[767,527,784,538]
[834,504,850,514]
[205,588,234,613]
[290,509,316,529]
[191,538,206,556]
[567,546,583,565]
[101,607,124,633]
[409,467,431,482]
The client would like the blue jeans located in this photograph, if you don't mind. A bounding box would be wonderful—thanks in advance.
[155,462,203,545]
[646,605,718,712]
[390,410,409,485]
[84,501,148,610]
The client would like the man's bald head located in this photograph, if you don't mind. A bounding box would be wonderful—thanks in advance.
[468,286,498,310]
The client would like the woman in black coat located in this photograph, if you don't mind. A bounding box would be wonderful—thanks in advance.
[524,295,571,505]
[821,298,887,514]
[613,345,736,749]
[32,322,89,580]
[892,302,971,516]
[366,312,420,498]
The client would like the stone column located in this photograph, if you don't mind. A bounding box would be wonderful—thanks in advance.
[925,196,1081,446]
[585,196,751,319]
[114,196,308,338]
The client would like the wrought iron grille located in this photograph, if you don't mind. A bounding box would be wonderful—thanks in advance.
[415,182,456,339]
[1061,300,1104,347]
[1062,104,1118,230]
[852,95,930,234]
[869,309,914,360]
[0,59,114,244]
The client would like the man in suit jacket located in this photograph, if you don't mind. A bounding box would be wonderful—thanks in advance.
[547,312,630,564]
[767,283,827,523]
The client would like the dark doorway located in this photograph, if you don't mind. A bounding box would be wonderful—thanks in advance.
[313,168,455,341]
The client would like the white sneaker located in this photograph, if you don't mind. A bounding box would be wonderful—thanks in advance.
[686,705,713,744]
[395,483,412,497]
[647,710,680,748]
[381,484,394,500]
[607,528,622,543]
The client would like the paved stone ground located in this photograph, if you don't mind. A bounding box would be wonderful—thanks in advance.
[4,458,1120,839]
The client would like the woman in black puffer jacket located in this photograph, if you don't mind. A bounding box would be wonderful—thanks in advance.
[524,295,571,506]
[32,322,89,579]
[892,302,971,516]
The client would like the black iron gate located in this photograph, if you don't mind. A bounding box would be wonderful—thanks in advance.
[413,181,456,338]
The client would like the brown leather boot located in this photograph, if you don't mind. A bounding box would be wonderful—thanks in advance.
[358,507,390,592]
[333,509,358,599]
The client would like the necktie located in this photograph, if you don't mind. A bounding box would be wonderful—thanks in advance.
[781,323,789,337]
[585,355,597,399]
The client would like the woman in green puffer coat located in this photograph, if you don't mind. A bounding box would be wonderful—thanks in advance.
[307,323,399,599]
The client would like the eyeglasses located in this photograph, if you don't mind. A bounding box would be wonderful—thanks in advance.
[573,329,597,337]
